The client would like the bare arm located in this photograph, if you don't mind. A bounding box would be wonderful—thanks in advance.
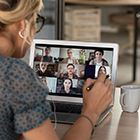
[23,73,114,140]
[23,118,59,140]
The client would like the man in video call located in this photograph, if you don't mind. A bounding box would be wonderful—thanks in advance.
[36,62,53,77]
[62,48,79,64]
[62,64,78,79]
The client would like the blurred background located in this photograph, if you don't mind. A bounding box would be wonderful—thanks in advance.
[21,0,140,87]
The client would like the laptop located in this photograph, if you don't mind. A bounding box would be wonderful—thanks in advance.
[29,39,119,126]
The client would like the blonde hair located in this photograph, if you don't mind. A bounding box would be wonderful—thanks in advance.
[0,0,43,42]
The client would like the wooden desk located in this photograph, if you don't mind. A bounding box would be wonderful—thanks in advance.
[65,0,140,82]
[53,88,140,140]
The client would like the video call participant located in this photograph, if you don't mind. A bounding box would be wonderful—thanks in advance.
[40,77,50,91]
[58,78,76,94]
[43,47,54,62]
[62,48,79,64]
[97,66,107,77]
[89,49,109,66]
[62,64,79,79]
[36,62,53,77]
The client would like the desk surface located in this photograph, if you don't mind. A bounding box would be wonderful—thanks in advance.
[53,88,140,140]
[65,0,140,6]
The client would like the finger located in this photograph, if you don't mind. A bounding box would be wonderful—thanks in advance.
[104,78,111,86]
[108,83,114,93]
[104,83,114,101]
[97,85,114,114]
[83,78,96,93]
[97,73,106,83]
[99,83,114,104]
[83,78,96,88]
[100,94,113,113]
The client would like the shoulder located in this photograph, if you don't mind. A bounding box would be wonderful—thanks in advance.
[9,58,35,77]
[70,89,76,94]
[36,69,41,73]
[73,58,77,61]
[0,57,46,96]
[73,74,78,79]
[49,56,53,60]
[89,59,95,65]
[58,89,65,93]
[46,69,52,73]
[2,57,50,107]
[62,73,68,78]
[102,58,109,65]
[73,58,79,64]
[0,56,33,75]
[63,73,68,76]
[43,55,46,58]
[62,58,68,62]
[43,56,53,62]
[0,56,52,134]
[43,55,52,58]
[63,73,67,75]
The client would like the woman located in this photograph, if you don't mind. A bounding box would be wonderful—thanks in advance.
[89,49,109,66]
[41,76,50,92]
[58,78,76,94]
[43,47,54,62]
[97,66,107,77]
[0,0,114,140]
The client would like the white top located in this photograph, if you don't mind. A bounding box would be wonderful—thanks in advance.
[96,61,102,66]
[68,59,73,64]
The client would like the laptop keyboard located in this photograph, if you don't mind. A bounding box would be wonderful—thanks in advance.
[50,102,83,114]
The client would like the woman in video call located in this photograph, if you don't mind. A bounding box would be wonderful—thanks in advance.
[41,77,50,92]
[36,62,53,77]
[58,78,76,94]
[62,48,79,64]
[97,66,107,77]
[43,46,54,62]
[89,49,109,66]
[0,0,114,140]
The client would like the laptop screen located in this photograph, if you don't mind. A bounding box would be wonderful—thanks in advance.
[29,39,119,99]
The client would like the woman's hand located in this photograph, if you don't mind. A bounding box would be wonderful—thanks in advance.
[81,73,114,125]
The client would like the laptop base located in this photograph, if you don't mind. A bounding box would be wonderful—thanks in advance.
[50,105,113,126]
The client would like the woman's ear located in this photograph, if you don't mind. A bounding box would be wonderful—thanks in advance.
[19,19,27,31]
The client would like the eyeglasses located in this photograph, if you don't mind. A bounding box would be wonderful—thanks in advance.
[68,67,74,70]
[36,14,46,33]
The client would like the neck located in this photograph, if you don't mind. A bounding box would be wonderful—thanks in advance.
[0,35,15,57]
[41,69,46,73]
[65,88,70,93]
[69,57,73,60]
[68,73,73,78]
[96,59,102,63]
